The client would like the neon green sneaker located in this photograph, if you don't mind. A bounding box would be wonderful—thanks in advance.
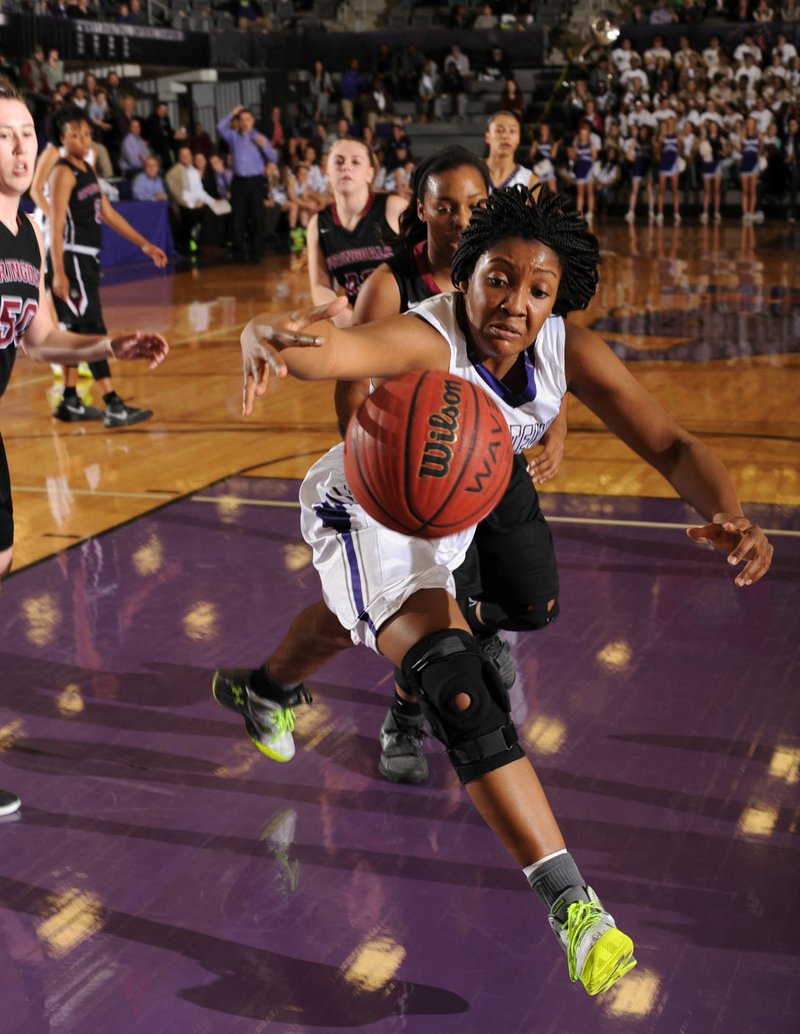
[549,886,637,996]
[212,668,310,762]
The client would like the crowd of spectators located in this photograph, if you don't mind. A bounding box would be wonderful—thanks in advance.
[549,19,800,221]
[6,0,800,263]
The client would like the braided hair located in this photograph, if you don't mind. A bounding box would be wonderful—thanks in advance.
[451,184,600,316]
[391,145,490,254]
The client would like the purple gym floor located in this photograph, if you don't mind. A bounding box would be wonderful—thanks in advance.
[1,478,798,1033]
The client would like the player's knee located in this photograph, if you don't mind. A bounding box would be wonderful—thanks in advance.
[400,628,524,783]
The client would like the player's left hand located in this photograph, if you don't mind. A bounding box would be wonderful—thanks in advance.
[686,512,773,587]
[528,428,565,484]
[110,332,170,369]
[240,297,348,416]
[142,243,168,268]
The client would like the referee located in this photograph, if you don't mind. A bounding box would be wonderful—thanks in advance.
[217,104,277,263]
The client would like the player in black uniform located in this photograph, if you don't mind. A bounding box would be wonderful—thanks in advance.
[48,106,168,427]
[305,136,407,430]
[0,78,168,815]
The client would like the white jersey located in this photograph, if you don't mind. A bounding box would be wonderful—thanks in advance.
[298,292,568,652]
[490,163,535,191]
[412,293,566,451]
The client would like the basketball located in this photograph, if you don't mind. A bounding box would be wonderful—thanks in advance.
[344,369,514,538]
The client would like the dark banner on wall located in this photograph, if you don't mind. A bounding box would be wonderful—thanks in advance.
[0,13,210,66]
[0,14,545,71]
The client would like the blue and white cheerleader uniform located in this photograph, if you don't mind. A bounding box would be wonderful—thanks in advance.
[739,134,760,178]
[631,140,652,182]
[574,143,594,184]
[701,135,724,178]
[658,133,680,176]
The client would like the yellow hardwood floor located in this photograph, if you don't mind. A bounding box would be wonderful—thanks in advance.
[3,219,798,571]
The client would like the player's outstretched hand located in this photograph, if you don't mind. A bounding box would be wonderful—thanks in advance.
[142,243,168,268]
[110,332,170,369]
[240,297,348,416]
[686,512,773,587]
[528,427,565,484]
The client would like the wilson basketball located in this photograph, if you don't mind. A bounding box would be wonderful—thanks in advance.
[344,369,513,538]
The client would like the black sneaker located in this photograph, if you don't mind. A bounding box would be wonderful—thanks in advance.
[53,397,104,422]
[378,708,428,784]
[478,633,516,690]
[103,401,153,428]
[212,667,311,762]
[0,789,21,816]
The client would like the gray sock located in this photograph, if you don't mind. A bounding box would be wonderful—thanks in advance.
[526,850,586,911]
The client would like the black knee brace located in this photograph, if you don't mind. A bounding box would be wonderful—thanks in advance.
[400,629,524,783]
[462,597,560,634]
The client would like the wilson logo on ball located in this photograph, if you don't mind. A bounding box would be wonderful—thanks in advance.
[344,369,514,539]
[419,377,464,480]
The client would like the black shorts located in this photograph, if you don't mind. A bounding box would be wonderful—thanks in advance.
[454,453,559,613]
[0,430,13,551]
[51,251,106,336]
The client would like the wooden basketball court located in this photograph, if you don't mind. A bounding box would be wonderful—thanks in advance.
[0,219,798,1034]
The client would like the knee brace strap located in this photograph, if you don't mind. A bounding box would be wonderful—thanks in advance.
[401,628,523,783]
[464,597,560,634]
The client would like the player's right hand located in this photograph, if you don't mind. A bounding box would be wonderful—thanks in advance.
[240,297,348,416]
[51,272,69,302]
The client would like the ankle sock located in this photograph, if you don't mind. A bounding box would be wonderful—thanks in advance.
[103,391,121,406]
[392,688,422,721]
[524,849,587,911]
[63,386,78,400]
[251,663,302,705]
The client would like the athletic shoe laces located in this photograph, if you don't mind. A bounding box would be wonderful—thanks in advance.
[565,900,605,982]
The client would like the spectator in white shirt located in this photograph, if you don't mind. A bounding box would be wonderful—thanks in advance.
[165,145,215,254]
[749,96,773,134]
[703,36,724,74]
[736,53,763,91]
[774,34,798,65]
[620,55,649,94]
[644,35,672,69]
[611,38,635,74]
[734,35,762,67]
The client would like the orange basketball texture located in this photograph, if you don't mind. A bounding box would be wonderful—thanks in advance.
[344,370,514,538]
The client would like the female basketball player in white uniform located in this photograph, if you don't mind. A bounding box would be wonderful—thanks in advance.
[217,185,772,1000]
[485,111,538,192]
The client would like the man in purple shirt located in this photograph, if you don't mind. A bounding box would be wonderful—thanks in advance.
[217,104,277,263]
[132,156,168,201]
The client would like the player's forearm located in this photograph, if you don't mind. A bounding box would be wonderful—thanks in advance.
[25,329,113,365]
[656,435,743,521]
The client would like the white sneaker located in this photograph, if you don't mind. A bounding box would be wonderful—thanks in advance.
[0,789,21,816]
[624,210,635,223]
[673,212,681,225]
[699,212,708,224]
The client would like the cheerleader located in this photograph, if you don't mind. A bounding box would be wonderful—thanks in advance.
[528,123,558,191]
[738,116,762,223]
[573,123,596,224]
[699,120,728,224]
[624,124,655,223]
[656,116,682,224]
